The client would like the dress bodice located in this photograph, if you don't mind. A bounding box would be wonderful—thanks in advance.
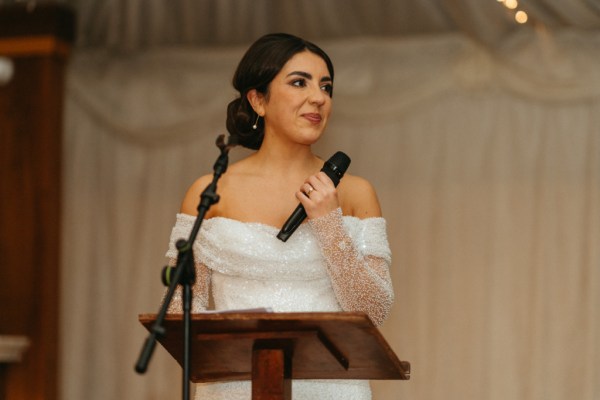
[166,214,391,313]
[164,213,392,400]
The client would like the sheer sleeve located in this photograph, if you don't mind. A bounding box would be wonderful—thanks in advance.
[162,215,211,313]
[309,208,394,326]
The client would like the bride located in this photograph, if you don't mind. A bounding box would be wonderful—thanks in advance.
[165,32,395,400]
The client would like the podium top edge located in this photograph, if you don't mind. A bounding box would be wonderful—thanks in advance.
[138,311,373,324]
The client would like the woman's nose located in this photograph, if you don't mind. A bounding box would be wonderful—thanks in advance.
[308,85,327,105]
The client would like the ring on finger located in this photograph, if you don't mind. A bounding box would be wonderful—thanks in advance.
[305,184,315,197]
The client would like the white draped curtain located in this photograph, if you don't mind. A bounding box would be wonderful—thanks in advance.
[60,29,600,400]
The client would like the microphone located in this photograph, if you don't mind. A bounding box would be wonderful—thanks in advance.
[276,151,351,242]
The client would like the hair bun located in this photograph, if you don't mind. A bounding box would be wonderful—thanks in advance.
[226,97,263,150]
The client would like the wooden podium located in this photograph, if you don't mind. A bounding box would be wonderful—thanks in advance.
[139,311,410,400]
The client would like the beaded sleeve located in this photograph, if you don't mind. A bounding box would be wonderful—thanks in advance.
[162,215,211,313]
[309,208,394,326]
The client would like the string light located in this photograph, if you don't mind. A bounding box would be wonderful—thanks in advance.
[515,10,528,23]
[496,0,529,25]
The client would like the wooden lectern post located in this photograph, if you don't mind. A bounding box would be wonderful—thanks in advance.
[139,312,410,400]
[252,340,292,400]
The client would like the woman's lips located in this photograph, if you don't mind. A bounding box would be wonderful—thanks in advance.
[302,113,322,124]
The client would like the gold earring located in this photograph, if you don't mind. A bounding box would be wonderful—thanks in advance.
[252,115,260,130]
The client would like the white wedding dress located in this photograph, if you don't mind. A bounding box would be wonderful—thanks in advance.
[165,209,394,400]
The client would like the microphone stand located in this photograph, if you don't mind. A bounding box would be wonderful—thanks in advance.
[135,134,234,400]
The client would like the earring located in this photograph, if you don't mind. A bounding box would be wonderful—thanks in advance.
[252,115,260,130]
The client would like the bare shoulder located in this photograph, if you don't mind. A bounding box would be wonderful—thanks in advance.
[180,174,214,217]
[179,157,253,217]
[339,174,382,218]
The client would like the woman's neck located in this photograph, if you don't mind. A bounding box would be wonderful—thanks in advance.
[251,137,322,177]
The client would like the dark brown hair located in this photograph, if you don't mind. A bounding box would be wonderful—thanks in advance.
[226,33,334,150]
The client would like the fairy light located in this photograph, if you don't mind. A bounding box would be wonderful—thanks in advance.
[515,10,528,23]
[495,0,529,25]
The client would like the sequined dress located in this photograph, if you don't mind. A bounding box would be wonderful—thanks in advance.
[165,208,394,400]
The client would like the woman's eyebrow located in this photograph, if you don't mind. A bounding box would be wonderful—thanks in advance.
[286,71,332,82]
[286,71,312,79]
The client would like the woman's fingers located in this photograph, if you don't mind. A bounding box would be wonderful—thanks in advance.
[297,172,339,218]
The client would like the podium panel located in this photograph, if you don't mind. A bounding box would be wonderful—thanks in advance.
[139,311,410,383]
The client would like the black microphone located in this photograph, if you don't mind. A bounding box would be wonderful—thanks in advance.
[276,151,351,242]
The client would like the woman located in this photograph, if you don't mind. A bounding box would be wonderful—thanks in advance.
[165,33,394,400]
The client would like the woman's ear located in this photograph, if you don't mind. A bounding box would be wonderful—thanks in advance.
[246,89,265,116]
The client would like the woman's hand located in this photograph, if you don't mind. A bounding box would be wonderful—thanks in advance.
[296,171,340,219]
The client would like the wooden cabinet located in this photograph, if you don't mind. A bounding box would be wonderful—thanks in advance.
[0,4,74,400]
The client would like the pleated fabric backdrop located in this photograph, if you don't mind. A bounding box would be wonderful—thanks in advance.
[60,30,600,400]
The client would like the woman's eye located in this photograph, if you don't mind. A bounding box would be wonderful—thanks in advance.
[321,84,333,96]
[291,79,306,87]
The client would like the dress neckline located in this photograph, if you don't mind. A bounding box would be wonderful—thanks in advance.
[177,212,382,231]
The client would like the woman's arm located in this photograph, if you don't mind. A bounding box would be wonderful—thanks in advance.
[304,175,394,326]
[162,213,212,313]
[163,260,211,314]
[310,207,394,326]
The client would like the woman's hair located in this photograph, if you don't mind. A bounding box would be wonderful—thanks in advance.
[226,33,334,150]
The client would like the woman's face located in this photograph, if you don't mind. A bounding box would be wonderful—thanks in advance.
[256,50,333,146]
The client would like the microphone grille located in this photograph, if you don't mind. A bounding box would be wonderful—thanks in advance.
[329,151,350,171]
[323,151,351,185]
